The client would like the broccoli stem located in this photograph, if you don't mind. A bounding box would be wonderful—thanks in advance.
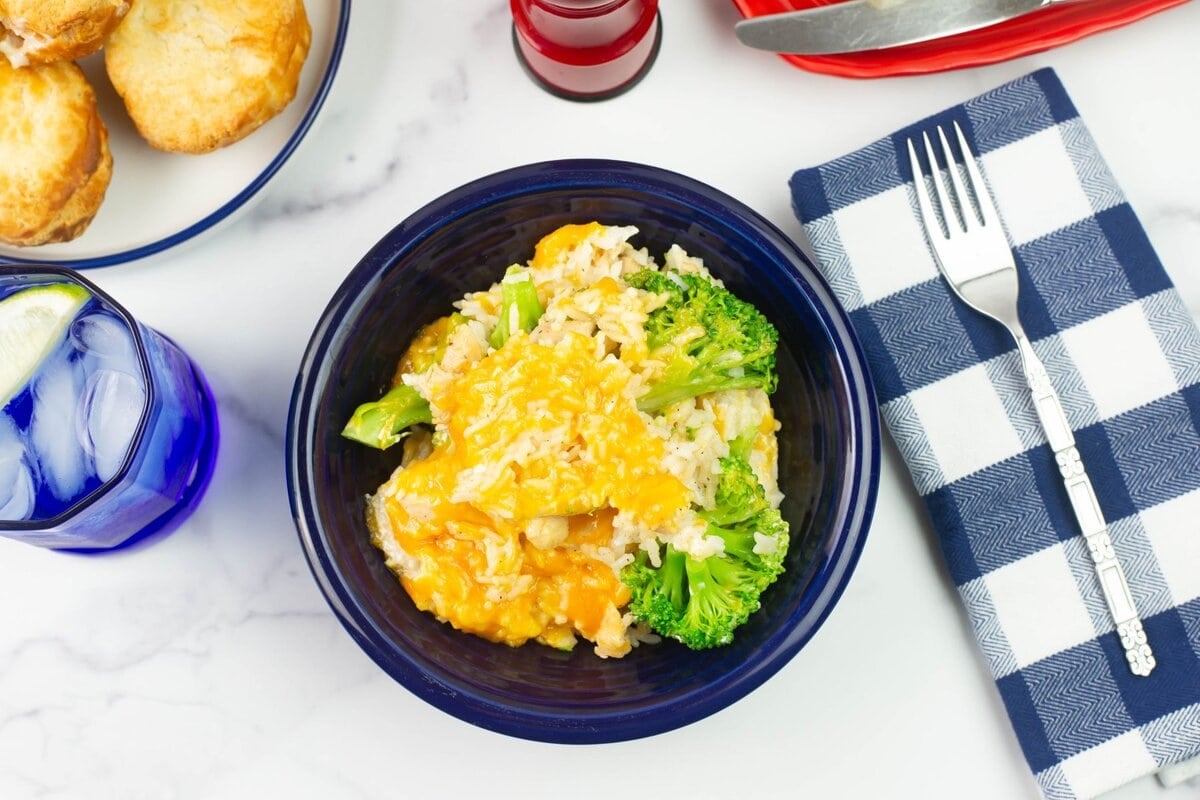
[489,267,543,349]
[636,373,769,414]
[659,547,688,612]
[341,384,432,450]
[728,427,757,461]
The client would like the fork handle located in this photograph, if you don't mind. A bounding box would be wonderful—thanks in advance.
[1016,336,1157,677]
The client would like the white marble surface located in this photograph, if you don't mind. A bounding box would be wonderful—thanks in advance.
[3,2,1200,798]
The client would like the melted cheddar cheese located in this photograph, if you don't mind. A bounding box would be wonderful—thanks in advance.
[394,314,462,380]
[370,329,690,657]
[531,222,604,270]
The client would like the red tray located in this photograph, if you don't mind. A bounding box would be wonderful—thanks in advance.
[730,0,1189,78]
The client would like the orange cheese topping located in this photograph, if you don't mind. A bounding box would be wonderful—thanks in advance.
[394,314,460,380]
[373,330,690,655]
[531,222,604,270]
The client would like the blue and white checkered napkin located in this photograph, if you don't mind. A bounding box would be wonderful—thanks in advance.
[790,68,1200,799]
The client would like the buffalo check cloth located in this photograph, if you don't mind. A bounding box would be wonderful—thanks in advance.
[790,68,1200,799]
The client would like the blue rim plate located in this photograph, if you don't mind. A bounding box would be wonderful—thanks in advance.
[287,159,881,743]
[0,0,351,269]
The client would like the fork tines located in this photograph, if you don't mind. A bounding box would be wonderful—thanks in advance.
[906,122,1003,241]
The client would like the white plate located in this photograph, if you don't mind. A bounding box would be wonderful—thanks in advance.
[0,0,350,269]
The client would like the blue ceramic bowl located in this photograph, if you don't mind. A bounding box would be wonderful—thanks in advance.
[286,159,880,743]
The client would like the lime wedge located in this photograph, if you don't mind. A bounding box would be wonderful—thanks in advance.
[0,283,91,410]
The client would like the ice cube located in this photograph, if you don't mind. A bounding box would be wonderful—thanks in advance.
[80,368,146,482]
[30,355,90,502]
[0,413,36,521]
[71,311,138,369]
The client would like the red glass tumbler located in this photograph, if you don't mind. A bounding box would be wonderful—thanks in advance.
[511,0,661,101]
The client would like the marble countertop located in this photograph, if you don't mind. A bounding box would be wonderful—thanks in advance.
[3,2,1199,799]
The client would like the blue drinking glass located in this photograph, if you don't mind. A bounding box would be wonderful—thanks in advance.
[0,266,219,550]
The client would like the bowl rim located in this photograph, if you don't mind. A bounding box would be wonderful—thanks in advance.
[285,158,881,743]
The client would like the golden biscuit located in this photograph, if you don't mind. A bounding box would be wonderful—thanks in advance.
[105,0,311,154]
[0,0,130,67]
[0,57,112,246]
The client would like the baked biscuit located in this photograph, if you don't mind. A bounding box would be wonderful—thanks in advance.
[0,57,112,246]
[0,0,130,67]
[105,0,311,154]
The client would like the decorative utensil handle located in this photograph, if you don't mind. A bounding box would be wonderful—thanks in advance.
[1016,336,1156,677]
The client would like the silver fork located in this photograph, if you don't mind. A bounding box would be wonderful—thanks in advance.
[907,122,1156,677]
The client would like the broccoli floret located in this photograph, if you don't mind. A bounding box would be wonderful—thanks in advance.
[700,455,789,586]
[342,312,465,450]
[702,453,769,527]
[627,268,779,413]
[489,266,544,349]
[727,426,757,462]
[622,455,790,649]
[624,545,759,650]
[699,509,789,592]
[341,383,432,450]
